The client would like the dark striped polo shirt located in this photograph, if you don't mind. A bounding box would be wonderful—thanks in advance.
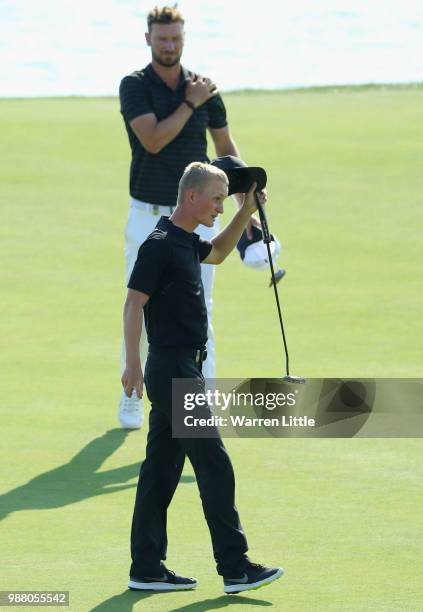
[119,64,228,206]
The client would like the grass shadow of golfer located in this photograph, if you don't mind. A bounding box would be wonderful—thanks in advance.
[90,591,272,612]
[89,589,175,611]
[0,429,195,521]
[169,595,273,611]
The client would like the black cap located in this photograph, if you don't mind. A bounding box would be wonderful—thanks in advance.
[237,225,276,260]
[210,155,267,195]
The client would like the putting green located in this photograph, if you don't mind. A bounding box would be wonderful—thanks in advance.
[1,86,422,610]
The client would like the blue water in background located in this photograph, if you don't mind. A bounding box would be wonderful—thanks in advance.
[1,0,422,97]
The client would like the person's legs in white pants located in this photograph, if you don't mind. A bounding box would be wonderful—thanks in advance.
[196,220,220,380]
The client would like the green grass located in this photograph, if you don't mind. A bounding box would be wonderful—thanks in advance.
[1,88,423,610]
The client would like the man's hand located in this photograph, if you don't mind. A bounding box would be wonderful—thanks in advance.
[121,364,144,399]
[240,182,261,216]
[185,74,218,108]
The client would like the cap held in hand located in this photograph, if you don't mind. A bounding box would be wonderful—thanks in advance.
[237,225,286,286]
[237,225,281,271]
[210,155,267,195]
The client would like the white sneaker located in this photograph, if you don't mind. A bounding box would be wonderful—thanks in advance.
[118,390,144,429]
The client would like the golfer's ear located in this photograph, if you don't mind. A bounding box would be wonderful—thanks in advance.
[145,32,151,46]
[185,188,196,205]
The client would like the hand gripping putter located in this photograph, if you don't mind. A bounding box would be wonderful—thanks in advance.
[210,155,306,384]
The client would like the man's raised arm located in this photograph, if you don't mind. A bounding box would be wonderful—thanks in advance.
[203,184,266,265]
[130,78,217,154]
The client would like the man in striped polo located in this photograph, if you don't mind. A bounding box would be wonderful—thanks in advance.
[117,5,248,428]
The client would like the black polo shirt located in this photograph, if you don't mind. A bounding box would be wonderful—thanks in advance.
[119,64,228,206]
[128,217,213,348]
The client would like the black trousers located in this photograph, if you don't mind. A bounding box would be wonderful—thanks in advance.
[130,347,249,578]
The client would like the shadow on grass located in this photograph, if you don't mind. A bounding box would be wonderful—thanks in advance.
[0,428,195,521]
[90,591,272,611]
[169,595,273,611]
[89,590,167,611]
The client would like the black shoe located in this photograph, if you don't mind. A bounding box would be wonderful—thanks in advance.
[224,562,284,594]
[129,564,198,592]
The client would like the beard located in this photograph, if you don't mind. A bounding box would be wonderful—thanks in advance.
[152,49,182,68]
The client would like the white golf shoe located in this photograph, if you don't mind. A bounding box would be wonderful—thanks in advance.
[118,390,144,429]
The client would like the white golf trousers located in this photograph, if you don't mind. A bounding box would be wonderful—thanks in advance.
[121,198,218,380]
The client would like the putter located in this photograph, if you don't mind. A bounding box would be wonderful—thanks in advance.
[269,266,286,287]
[254,192,306,385]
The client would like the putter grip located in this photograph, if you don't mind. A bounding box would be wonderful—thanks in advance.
[254,193,272,243]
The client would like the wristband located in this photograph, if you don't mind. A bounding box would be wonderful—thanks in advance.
[183,98,195,111]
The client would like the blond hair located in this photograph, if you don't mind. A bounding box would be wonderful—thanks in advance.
[177,162,228,204]
[147,5,184,32]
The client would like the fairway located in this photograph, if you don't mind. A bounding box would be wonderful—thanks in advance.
[1,87,422,610]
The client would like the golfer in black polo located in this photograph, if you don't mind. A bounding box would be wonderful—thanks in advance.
[122,159,283,594]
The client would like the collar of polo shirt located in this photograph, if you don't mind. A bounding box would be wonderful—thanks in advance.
[147,64,191,89]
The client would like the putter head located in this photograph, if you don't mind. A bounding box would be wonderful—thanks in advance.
[269,268,286,287]
[283,375,307,385]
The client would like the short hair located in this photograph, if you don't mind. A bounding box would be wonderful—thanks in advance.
[147,5,184,32]
[177,162,228,204]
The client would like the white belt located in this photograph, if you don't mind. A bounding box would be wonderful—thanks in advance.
[130,197,175,216]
